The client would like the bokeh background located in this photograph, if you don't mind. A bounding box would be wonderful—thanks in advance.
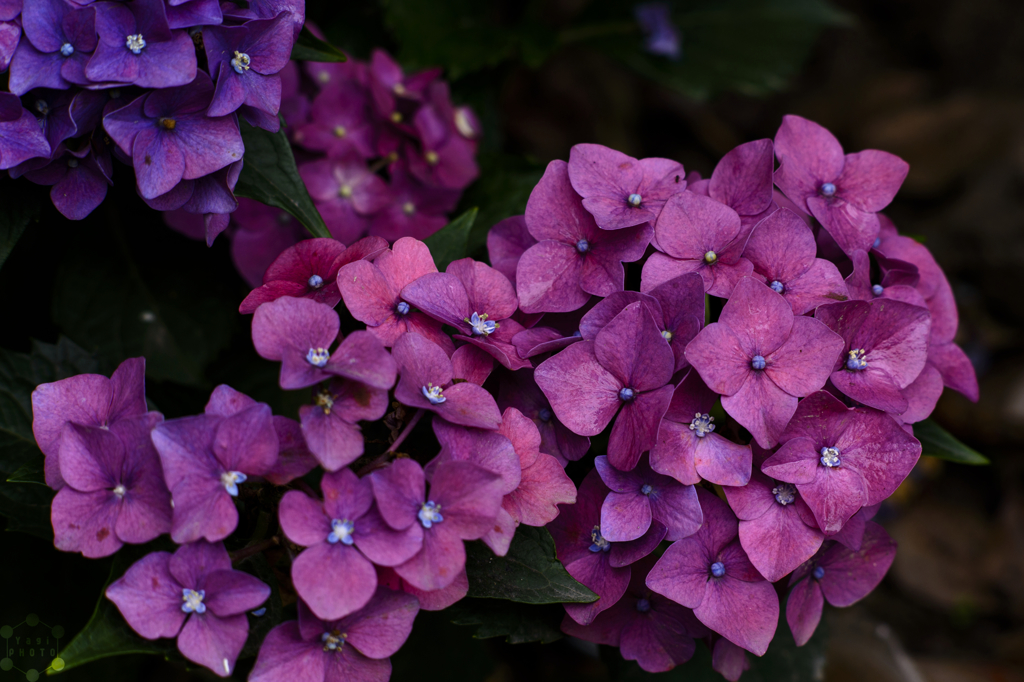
[1,1,1022,680]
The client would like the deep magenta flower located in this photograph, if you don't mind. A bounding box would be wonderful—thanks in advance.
[723,469,824,583]
[707,139,776,219]
[300,156,391,243]
[249,590,418,682]
[376,565,469,613]
[649,370,752,487]
[815,298,930,414]
[743,207,849,314]
[647,488,779,656]
[338,236,454,354]
[240,237,387,314]
[391,332,502,430]
[203,13,293,125]
[152,394,279,543]
[561,556,708,673]
[370,458,505,591]
[106,541,270,678]
[293,81,377,159]
[406,81,480,190]
[8,0,95,94]
[496,368,592,464]
[51,414,171,557]
[0,19,19,73]
[103,72,244,200]
[595,454,702,543]
[279,468,423,621]
[685,277,844,448]
[536,302,675,471]
[487,215,535,289]
[786,523,896,646]
[299,378,388,471]
[451,344,495,386]
[567,143,685,229]
[401,256,529,370]
[370,166,460,241]
[367,48,438,120]
[17,139,112,220]
[774,114,909,255]
[85,0,197,88]
[548,469,629,626]
[712,638,750,682]
[578,272,704,372]
[251,296,398,391]
[32,356,148,490]
[516,160,652,313]
[762,391,921,534]
[644,191,754,298]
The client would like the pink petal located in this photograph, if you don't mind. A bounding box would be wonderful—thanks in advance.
[535,341,622,437]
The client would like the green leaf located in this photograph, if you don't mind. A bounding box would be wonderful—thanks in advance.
[235,121,331,238]
[0,194,39,272]
[458,154,544,259]
[464,526,598,604]
[447,599,564,644]
[55,549,177,673]
[0,477,53,538]
[290,24,347,62]
[7,460,46,485]
[916,419,989,465]
[423,207,478,272]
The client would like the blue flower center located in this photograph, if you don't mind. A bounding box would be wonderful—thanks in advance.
[770,280,785,294]
[181,588,206,614]
[396,301,410,315]
[327,519,355,545]
[845,348,867,371]
[872,237,881,248]
[819,446,841,468]
[307,347,331,368]
[35,99,50,116]
[635,598,651,613]
[819,182,837,198]
[308,274,324,289]
[813,565,825,580]
[220,470,247,497]
[231,51,251,74]
[751,355,766,371]
[710,562,726,578]
[125,34,146,54]
[60,43,74,57]
[418,501,443,528]
[538,407,553,422]
[703,250,717,264]
[322,631,346,652]
[589,525,611,553]
[576,239,590,254]
[627,193,642,207]
[316,389,334,415]
[619,387,636,402]
[772,483,796,506]
[466,311,497,336]
[871,284,884,297]
[689,412,715,437]
[640,484,653,496]
[422,383,446,404]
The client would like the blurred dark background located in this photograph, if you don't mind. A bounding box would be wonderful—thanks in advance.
[2,0,1023,680]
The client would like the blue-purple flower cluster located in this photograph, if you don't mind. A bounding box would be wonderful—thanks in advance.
[0,0,303,229]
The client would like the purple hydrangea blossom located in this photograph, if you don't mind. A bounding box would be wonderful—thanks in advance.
[370,166,461,241]
[742,208,850,314]
[649,370,752,487]
[786,523,897,646]
[299,378,389,471]
[774,114,910,255]
[249,590,419,682]
[391,332,502,429]
[51,414,171,557]
[103,71,244,200]
[251,296,398,391]
[516,160,652,313]
[151,391,279,543]
[762,391,921,534]
[707,139,776,220]
[712,638,751,682]
[106,540,271,677]
[451,344,494,386]
[815,298,931,414]
[16,139,113,220]
[8,0,96,94]
[279,468,423,621]
[370,458,505,591]
[568,143,685,229]
[376,565,470,613]
[300,156,391,243]
[85,0,197,88]
[536,301,675,471]
[240,236,387,314]
[164,0,223,30]
[561,556,708,673]
[32,356,148,490]
[406,81,479,190]
[0,19,19,73]
[595,454,702,543]
[0,93,51,169]
[647,487,779,656]
[497,368,592,464]
[293,80,377,159]
[685,277,844,448]
[338,236,455,354]
[486,215,535,289]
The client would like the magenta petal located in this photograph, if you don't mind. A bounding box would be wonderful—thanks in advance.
[738,505,824,583]
[712,638,751,681]
[535,341,621,437]
[607,385,674,471]
[51,487,123,557]
[394,522,466,592]
[783,258,850,315]
[684,323,750,397]
[293,542,377,621]
[370,458,425,531]
[340,587,420,659]
[646,535,710,609]
[930,342,979,401]
[432,419,521,494]
[773,114,845,208]
[325,331,397,390]
[563,552,631,626]
[765,316,844,397]
[106,551,185,640]
[721,373,798,449]
[504,453,577,527]
[177,612,248,677]
[619,612,696,673]
[836,149,909,213]
[818,522,896,606]
[695,573,778,656]
[399,271,470,330]
[594,302,674,391]
[761,437,819,485]
[279,490,329,547]
[807,196,880,255]
[515,240,587,314]
[354,505,424,567]
[655,192,742,262]
[203,569,270,617]
[299,405,364,471]
[248,622,326,682]
[786,576,824,646]
[709,139,774,216]
[609,520,667,568]
[600,490,652,543]
[487,215,535,287]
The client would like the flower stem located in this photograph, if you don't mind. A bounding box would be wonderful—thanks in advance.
[230,536,280,564]
[356,409,424,476]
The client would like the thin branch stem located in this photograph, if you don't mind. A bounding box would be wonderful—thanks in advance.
[356,409,424,476]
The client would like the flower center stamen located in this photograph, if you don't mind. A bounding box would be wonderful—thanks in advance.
[322,630,346,652]
[710,561,726,578]
[402,201,416,215]
[396,301,410,316]
[619,387,636,402]
[306,347,331,368]
[627,193,642,207]
[35,100,50,116]
[813,566,825,580]
[635,598,651,613]
[338,184,353,198]
[231,51,251,74]
[316,389,334,415]
[422,383,445,404]
[845,348,867,371]
[538,407,553,422]
[640,484,653,496]
[424,150,439,165]
[772,483,796,506]
[770,280,785,294]
[112,484,126,498]
[159,117,176,130]
[589,526,611,553]
[60,43,74,57]
[327,518,355,545]
[575,239,590,254]
[819,182,837,197]
[308,274,324,289]
[689,413,715,438]
[220,471,247,496]
[333,125,347,137]
[871,284,884,297]
[751,355,766,371]
[704,250,717,264]
[465,312,497,336]
[67,158,79,169]
[126,34,146,54]
[819,446,841,468]
[181,588,206,614]
[418,501,443,528]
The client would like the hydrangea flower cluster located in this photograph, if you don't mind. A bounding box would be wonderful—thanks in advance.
[31,114,977,680]
[164,47,480,287]
[1,0,306,226]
